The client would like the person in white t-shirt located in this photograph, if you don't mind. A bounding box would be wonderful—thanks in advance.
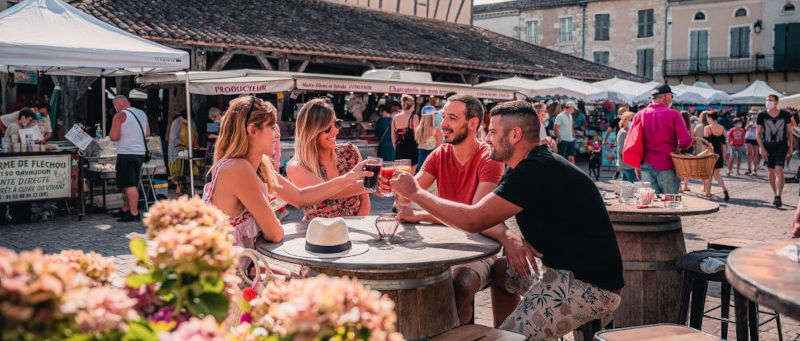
[554,101,577,164]
[1,106,52,143]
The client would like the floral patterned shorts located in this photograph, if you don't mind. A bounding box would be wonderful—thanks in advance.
[499,267,621,341]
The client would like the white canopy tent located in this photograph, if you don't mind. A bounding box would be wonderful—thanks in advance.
[726,80,782,105]
[587,77,656,105]
[670,84,733,105]
[475,76,587,99]
[0,0,190,191]
[779,93,800,109]
[0,0,189,133]
[137,69,521,100]
[534,76,601,100]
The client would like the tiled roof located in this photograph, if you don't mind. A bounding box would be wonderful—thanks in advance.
[71,0,645,82]
[473,0,581,14]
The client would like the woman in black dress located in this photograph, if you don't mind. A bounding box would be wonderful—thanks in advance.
[703,111,729,201]
[391,94,419,170]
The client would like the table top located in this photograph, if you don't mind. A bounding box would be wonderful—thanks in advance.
[257,215,501,272]
[726,240,800,320]
[604,194,719,217]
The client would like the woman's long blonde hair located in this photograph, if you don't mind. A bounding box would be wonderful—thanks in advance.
[213,96,279,192]
[415,114,436,145]
[294,98,337,179]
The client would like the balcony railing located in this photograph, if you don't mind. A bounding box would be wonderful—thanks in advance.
[663,54,800,76]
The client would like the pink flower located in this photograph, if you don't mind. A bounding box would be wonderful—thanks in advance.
[158,316,224,341]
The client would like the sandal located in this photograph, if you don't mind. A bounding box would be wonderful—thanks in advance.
[723,190,730,202]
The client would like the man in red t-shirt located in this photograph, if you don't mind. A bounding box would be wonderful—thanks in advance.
[386,94,540,325]
[727,117,746,175]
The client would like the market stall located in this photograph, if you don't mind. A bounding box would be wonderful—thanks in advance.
[0,0,189,217]
[136,69,521,173]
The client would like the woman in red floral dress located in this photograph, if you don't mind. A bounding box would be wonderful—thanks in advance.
[286,98,370,220]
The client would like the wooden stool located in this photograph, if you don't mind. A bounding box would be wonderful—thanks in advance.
[707,238,759,251]
[430,324,526,341]
[573,315,615,341]
[594,323,721,340]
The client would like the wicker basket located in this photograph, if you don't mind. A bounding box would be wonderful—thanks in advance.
[671,137,719,180]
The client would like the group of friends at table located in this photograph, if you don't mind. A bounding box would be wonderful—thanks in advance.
[200,94,625,340]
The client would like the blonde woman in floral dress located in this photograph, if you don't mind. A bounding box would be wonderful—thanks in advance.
[286,98,370,220]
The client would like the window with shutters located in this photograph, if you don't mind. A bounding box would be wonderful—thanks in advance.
[689,30,709,72]
[735,8,748,17]
[559,17,573,43]
[637,48,654,79]
[595,14,610,41]
[730,26,751,58]
[638,9,654,37]
[593,51,610,66]
[526,20,540,44]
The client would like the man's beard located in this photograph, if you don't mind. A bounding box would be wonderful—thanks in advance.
[489,135,512,162]
[444,125,468,145]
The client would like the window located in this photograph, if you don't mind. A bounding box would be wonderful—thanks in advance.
[637,48,654,79]
[784,3,795,12]
[693,11,706,21]
[730,26,751,58]
[735,8,748,17]
[593,51,610,66]
[526,20,539,44]
[638,9,654,37]
[559,17,573,43]
[595,14,610,40]
[689,30,709,72]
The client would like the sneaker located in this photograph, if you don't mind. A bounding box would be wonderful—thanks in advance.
[111,210,129,218]
[117,212,140,222]
[774,196,783,208]
[278,209,290,222]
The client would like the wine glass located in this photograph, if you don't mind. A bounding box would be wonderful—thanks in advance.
[374,213,400,242]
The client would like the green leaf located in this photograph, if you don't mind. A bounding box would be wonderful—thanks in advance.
[157,278,178,295]
[125,272,155,289]
[199,277,224,293]
[121,321,157,341]
[130,239,148,262]
[65,334,93,341]
[188,292,230,322]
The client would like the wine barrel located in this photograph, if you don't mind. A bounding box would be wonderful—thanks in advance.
[316,267,458,341]
[610,214,686,327]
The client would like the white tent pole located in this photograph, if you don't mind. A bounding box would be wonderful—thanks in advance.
[184,70,194,196]
[101,76,106,136]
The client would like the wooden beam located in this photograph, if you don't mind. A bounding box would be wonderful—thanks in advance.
[256,54,274,70]
[209,50,235,71]
[296,60,310,73]
[278,58,290,71]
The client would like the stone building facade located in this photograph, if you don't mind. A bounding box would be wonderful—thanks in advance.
[473,0,668,81]
[665,0,800,94]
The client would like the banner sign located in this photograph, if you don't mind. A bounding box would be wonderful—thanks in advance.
[189,78,294,95]
[0,155,71,203]
[13,71,38,84]
[295,77,517,100]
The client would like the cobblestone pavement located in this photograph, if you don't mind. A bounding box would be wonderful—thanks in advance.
[1,162,799,340]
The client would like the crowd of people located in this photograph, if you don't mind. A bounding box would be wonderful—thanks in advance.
[86,84,800,339]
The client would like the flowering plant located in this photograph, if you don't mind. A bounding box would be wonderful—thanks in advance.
[54,249,116,285]
[0,247,138,340]
[125,196,237,325]
[230,275,402,341]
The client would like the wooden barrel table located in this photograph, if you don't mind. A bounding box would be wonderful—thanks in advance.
[605,196,718,327]
[726,240,800,321]
[257,216,501,341]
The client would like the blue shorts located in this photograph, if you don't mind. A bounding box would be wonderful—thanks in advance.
[558,140,576,157]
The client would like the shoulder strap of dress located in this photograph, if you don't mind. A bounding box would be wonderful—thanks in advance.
[203,158,231,204]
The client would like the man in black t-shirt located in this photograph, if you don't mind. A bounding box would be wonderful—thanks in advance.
[391,101,624,340]
[757,94,794,208]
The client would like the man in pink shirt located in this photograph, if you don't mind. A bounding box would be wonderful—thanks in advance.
[632,84,693,194]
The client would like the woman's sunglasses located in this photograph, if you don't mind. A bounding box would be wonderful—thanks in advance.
[324,119,343,134]
[244,96,256,132]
